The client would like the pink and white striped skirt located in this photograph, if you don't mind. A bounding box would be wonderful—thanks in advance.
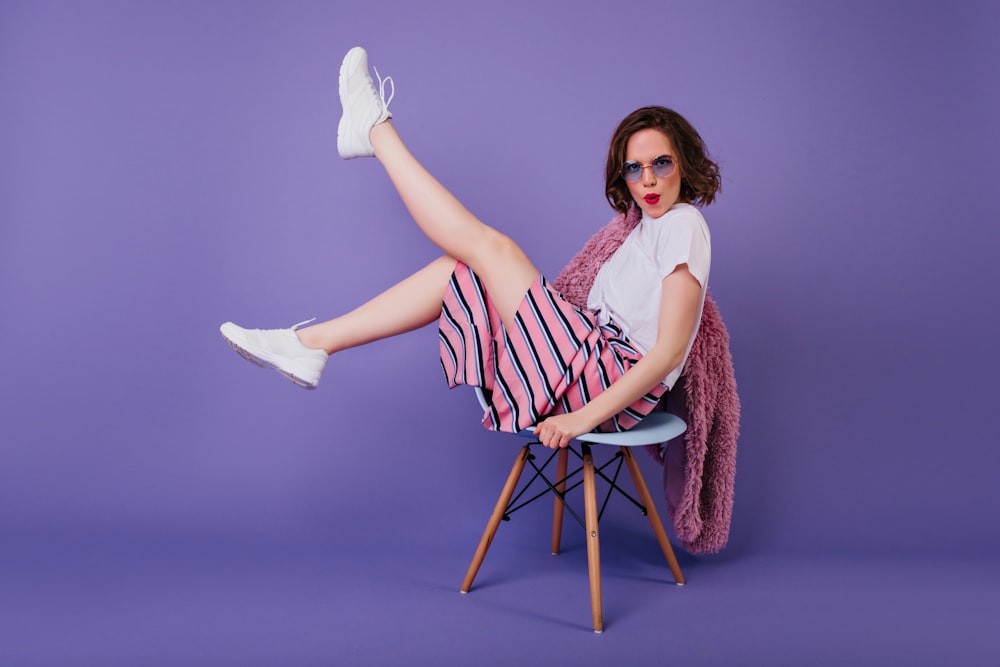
[438,262,666,433]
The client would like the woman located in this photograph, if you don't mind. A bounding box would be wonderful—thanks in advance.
[221,46,720,450]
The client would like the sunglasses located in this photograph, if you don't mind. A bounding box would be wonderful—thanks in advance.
[620,155,675,182]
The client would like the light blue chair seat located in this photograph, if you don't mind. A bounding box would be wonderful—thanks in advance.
[472,386,686,446]
[461,387,687,633]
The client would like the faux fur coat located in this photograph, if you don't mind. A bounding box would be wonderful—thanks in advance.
[551,207,740,554]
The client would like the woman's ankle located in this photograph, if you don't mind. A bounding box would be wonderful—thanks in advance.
[295,326,327,352]
[369,120,396,158]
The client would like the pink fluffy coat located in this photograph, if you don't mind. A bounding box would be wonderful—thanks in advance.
[551,207,740,554]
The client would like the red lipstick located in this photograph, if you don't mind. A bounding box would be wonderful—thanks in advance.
[644,194,660,205]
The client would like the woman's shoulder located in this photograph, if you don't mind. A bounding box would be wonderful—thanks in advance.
[651,203,710,241]
[666,202,707,225]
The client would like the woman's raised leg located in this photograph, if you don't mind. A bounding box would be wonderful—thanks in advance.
[338,47,540,327]
[221,256,456,388]
[296,255,456,354]
[369,123,539,327]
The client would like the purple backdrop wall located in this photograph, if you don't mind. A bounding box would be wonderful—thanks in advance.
[2,0,999,663]
[3,0,999,556]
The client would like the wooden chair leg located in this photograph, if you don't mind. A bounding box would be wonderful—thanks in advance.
[581,444,603,633]
[551,446,569,555]
[620,447,686,585]
[461,445,531,593]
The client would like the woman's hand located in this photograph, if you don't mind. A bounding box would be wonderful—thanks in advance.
[533,412,595,449]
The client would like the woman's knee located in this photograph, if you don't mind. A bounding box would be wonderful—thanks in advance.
[467,229,538,293]
[478,229,526,265]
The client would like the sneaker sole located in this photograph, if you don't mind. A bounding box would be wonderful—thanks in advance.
[336,46,366,158]
[221,331,319,390]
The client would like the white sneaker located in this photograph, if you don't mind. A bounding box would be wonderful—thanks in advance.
[337,46,393,159]
[220,320,329,389]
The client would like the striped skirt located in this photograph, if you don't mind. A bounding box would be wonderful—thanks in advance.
[438,262,667,434]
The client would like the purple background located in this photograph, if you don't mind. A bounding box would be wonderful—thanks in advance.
[2,1,999,664]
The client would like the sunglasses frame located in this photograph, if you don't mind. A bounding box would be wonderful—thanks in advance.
[620,155,676,183]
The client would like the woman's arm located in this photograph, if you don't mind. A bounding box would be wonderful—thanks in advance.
[532,264,702,448]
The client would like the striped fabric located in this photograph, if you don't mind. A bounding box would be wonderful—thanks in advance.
[439,262,666,434]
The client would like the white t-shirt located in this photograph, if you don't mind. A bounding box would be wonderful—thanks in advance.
[586,203,711,389]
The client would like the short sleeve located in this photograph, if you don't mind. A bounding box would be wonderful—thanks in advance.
[656,207,711,287]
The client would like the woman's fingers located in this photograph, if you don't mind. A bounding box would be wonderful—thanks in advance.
[534,421,573,449]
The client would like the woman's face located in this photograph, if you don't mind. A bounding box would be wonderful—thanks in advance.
[624,128,683,218]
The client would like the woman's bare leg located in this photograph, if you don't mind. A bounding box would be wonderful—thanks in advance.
[369,122,540,327]
[297,255,456,354]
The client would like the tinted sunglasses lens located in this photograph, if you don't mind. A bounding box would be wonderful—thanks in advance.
[653,157,674,178]
[621,162,642,182]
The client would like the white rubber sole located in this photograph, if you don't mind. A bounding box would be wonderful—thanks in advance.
[220,329,319,390]
[337,46,368,159]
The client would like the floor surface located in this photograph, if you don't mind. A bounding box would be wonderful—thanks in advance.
[3,518,996,667]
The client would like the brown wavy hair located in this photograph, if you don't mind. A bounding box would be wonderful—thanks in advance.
[605,106,721,215]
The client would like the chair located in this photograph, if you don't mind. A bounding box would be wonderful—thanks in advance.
[460,387,687,633]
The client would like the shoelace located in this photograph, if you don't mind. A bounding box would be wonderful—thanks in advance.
[291,317,317,330]
[372,66,394,111]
